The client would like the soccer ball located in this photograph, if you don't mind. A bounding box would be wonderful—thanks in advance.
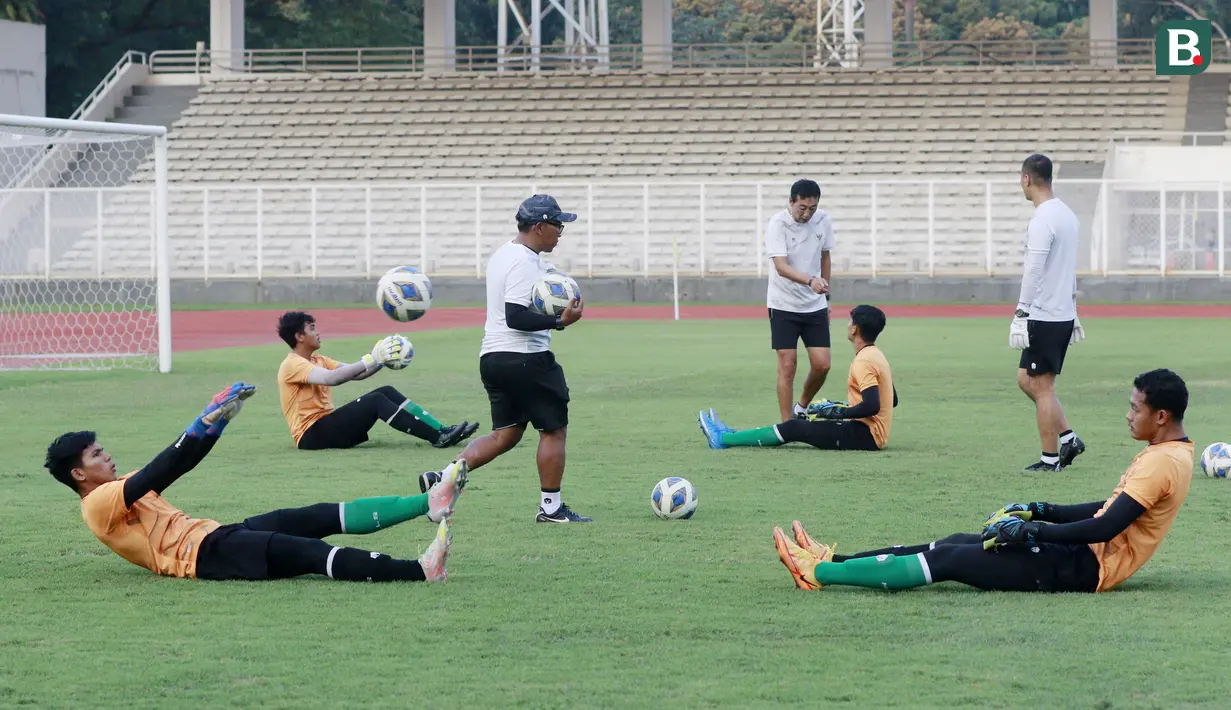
[530,273,580,317]
[377,266,433,322]
[1201,442,1231,478]
[651,476,698,520]
[382,334,414,371]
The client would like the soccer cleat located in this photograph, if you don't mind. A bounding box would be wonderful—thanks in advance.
[535,503,593,523]
[433,421,481,449]
[707,408,735,435]
[418,518,451,582]
[697,410,727,450]
[427,459,468,523]
[1059,436,1086,468]
[791,520,837,563]
[418,470,442,494]
[773,526,821,590]
[1022,460,1061,472]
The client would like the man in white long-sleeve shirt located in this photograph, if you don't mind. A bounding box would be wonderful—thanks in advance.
[1009,155,1086,472]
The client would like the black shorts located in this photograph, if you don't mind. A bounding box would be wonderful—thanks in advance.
[775,418,880,451]
[769,308,831,350]
[195,524,277,581]
[480,351,570,432]
[1019,319,1074,377]
[928,535,1099,593]
[298,398,378,450]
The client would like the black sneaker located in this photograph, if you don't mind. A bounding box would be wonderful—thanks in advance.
[1022,460,1061,472]
[418,470,442,493]
[1059,436,1086,468]
[433,421,480,449]
[535,504,593,523]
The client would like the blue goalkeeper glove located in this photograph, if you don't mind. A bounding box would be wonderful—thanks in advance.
[186,382,257,438]
[982,516,1043,550]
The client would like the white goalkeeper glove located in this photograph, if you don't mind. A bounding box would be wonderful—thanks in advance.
[1008,311,1030,350]
[1070,315,1085,345]
[369,335,405,368]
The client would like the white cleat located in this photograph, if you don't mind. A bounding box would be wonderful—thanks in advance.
[419,518,451,582]
[427,459,468,523]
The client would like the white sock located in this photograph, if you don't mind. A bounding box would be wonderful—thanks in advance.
[793,403,807,416]
[1059,431,1076,444]
[541,489,562,515]
[1041,453,1060,465]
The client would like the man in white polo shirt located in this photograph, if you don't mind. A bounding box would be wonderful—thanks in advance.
[444,194,590,523]
[765,179,836,422]
[1010,154,1086,472]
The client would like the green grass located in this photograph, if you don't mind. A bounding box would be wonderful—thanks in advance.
[2,318,1230,709]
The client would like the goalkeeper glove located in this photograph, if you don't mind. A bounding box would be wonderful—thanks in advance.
[805,399,848,420]
[1070,315,1085,345]
[187,382,257,438]
[982,516,1043,550]
[981,502,1049,528]
[1008,311,1030,350]
[371,335,408,367]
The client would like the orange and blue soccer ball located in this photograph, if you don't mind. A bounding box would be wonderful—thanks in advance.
[651,476,698,520]
[377,266,433,322]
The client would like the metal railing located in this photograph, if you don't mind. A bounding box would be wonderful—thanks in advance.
[148,39,1181,75]
[68,51,148,122]
[6,178,1227,282]
[1110,132,1229,146]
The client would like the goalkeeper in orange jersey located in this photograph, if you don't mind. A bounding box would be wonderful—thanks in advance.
[699,304,896,451]
[45,383,466,583]
[773,369,1192,594]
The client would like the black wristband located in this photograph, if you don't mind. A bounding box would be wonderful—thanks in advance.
[1029,502,1049,520]
[554,316,565,331]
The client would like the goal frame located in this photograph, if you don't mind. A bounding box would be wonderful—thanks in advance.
[0,113,171,373]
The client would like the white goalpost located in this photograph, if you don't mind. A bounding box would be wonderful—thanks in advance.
[0,113,171,372]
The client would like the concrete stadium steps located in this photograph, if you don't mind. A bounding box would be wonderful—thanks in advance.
[52,182,1035,278]
[45,67,1203,278]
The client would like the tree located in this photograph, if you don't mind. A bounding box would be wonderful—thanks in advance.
[960,12,1041,41]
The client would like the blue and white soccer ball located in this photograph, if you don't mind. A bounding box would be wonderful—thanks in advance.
[651,476,698,520]
[530,273,580,317]
[1201,442,1231,478]
[377,266,433,322]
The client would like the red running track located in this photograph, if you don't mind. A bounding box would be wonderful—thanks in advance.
[2,304,1226,356]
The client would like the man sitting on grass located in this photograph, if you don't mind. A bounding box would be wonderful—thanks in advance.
[45,383,466,583]
[773,369,1192,594]
[277,310,479,461]
[699,304,897,451]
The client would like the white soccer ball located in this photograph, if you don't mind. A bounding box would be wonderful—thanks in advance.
[382,334,414,371]
[377,266,433,322]
[1201,442,1231,478]
[651,476,698,520]
[530,273,580,317]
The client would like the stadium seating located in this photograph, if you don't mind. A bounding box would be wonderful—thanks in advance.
[53,67,1196,278]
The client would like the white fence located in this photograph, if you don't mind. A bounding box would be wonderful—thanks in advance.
[2,179,1227,280]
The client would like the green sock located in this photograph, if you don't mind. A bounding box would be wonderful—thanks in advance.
[342,494,430,534]
[403,400,444,431]
[720,425,783,447]
[812,554,930,590]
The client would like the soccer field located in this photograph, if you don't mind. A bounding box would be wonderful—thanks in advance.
[3,316,1230,709]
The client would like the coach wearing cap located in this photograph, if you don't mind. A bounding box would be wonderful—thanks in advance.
[451,194,591,523]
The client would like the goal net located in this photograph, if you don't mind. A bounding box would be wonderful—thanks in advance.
[0,114,170,372]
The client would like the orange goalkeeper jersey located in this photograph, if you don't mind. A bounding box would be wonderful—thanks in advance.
[80,473,220,578]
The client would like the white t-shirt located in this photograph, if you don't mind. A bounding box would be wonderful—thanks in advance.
[765,208,835,313]
[1018,198,1079,322]
[480,240,552,355]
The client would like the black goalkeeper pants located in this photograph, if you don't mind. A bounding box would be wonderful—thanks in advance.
[195,503,426,582]
[775,418,879,451]
[836,533,1100,593]
[299,385,436,450]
